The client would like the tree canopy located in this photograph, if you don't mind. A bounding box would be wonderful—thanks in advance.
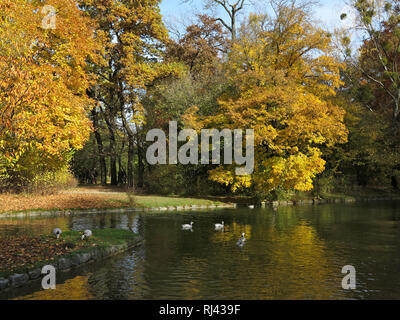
[0,0,100,189]
[2,0,400,199]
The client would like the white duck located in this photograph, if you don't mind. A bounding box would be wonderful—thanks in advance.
[182,221,194,230]
[248,205,255,209]
[81,229,92,240]
[236,233,246,247]
[53,228,62,239]
[215,221,224,230]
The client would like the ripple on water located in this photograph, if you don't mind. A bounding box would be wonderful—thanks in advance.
[1,202,400,299]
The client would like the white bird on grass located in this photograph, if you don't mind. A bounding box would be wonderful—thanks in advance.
[215,221,224,231]
[81,229,92,240]
[53,228,62,239]
[248,205,255,209]
[182,222,194,230]
[236,233,246,247]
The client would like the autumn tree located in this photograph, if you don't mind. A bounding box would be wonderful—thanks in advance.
[338,0,400,187]
[184,0,249,41]
[167,14,229,78]
[140,14,232,195]
[150,14,229,127]
[77,0,181,189]
[0,0,100,191]
[185,6,348,198]
[341,0,400,121]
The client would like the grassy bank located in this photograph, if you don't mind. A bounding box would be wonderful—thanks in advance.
[1,186,399,216]
[0,229,137,278]
[196,188,400,205]
[254,187,400,203]
[0,186,225,215]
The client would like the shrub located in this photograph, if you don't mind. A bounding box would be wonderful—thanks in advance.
[27,167,78,194]
[0,166,77,195]
[144,165,186,195]
[143,164,229,196]
[314,173,336,195]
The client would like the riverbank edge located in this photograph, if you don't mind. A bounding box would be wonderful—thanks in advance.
[2,195,400,218]
[0,235,144,292]
[259,195,400,207]
[0,203,237,218]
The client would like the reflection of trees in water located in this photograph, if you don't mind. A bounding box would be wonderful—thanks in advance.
[137,209,345,299]
[5,203,400,299]
[14,275,94,300]
[0,217,71,237]
[203,212,344,299]
[210,221,252,243]
[264,222,339,299]
[83,213,145,299]
[258,206,344,299]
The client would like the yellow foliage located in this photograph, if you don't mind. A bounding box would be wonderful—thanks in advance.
[186,11,348,196]
[14,275,94,300]
[0,0,100,185]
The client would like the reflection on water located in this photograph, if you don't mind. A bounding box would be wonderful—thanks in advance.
[14,276,94,300]
[1,201,400,300]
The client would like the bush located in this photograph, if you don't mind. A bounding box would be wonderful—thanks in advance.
[29,168,77,195]
[314,173,336,195]
[0,167,78,195]
[144,165,186,195]
[143,164,230,196]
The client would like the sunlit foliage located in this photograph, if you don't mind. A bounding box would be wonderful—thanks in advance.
[0,0,100,190]
[186,8,348,197]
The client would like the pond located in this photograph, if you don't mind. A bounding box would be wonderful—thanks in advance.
[1,201,400,300]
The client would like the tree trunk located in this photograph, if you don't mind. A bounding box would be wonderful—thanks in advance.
[391,176,399,189]
[120,103,135,190]
[91,108,107,185]
[231,13,236,42]
[356,168,368,187]
[107,125,118,186]
[100,105,118,186]
[127,137,135,189]
[117,139,126,185]
[137,139,144,189]
[395,97,400,120]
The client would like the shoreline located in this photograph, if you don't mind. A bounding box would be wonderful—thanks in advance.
[2,185,400,218]
[0,203,237,218]
[2,195,400,219]
[0,230,143,292]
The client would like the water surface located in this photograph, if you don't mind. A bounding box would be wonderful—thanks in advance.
[1,201,400,300]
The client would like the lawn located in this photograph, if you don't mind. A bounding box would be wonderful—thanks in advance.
[0,186,225,214]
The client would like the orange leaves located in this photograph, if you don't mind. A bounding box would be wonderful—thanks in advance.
[0,192,130,214]
[190,10,348,196]
[0,234,89,273]
[0,0,99,179]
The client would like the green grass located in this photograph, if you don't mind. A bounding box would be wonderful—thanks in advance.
[0,193,227,216]
[272,189,397,202]
[58,229,138,246]
[318,192,356,200]
[127,194,224,208]
[90,228,137,245]
[319,187,400,200]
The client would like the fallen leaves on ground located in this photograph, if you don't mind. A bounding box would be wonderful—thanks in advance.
[0,193,129,214]
[0,235,87,273]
